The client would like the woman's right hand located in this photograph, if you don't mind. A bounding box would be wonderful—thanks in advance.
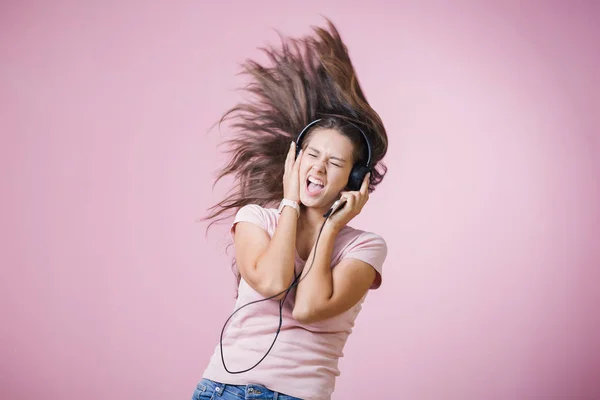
[283,142,303,202]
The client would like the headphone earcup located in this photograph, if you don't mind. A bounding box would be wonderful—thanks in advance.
[347,165,370,191]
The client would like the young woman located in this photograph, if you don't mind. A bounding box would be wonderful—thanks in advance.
[193,19,389,400]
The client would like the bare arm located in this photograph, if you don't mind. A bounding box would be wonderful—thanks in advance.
[292,224,376,323]
[232,142,303,300]
[233,206,298,300]
[293,172,377,323]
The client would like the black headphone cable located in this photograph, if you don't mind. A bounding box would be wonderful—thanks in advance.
[219,203,342,374]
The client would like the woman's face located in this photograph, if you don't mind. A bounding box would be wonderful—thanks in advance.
[299,128,355,210]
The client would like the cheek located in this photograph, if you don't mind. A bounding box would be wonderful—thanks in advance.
[299,160,311,177]
[299,162,313,184]
[328,167,351,189]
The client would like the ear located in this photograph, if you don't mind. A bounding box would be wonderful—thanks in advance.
[347,165,370,191]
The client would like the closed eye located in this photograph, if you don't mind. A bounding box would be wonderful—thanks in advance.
[306,146,347,167]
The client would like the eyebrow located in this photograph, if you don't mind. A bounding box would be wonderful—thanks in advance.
[306,146,348,163]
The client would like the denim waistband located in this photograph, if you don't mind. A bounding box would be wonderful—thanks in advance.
[195,378,303,400]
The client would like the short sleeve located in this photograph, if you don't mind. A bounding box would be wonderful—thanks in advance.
[229,204,270,240]
[343,233,388,289]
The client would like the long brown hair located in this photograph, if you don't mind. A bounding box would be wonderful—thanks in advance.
[204,18,389,231]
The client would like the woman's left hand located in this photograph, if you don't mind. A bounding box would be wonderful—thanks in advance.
[326,173,370,232]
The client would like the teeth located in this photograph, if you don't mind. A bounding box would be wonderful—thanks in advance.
[308,176,325,186]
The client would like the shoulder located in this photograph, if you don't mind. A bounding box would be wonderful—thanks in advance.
[231,204,279,236]
[338,226,387,255]
[335,226,388,289]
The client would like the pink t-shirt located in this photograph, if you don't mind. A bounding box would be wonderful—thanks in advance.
[202,204,387,400]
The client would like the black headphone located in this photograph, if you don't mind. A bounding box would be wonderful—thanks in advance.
[295,119,372,191]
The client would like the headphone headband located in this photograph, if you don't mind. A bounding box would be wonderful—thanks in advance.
[295,118,372,167]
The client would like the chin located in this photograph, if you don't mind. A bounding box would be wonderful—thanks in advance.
[299,193,316,208]
[300,191,333,210]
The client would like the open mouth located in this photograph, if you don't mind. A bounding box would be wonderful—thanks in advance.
[306,176,325,196]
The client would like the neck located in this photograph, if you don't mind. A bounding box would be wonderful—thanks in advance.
[298,204,329,234]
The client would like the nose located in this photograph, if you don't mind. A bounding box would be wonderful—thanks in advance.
[311,159,326,173]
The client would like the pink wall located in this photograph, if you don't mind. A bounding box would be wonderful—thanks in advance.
[1,1,599,399]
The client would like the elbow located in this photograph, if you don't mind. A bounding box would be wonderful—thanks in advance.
[256,281,290,301]
[292,304,321,324]
[268,288,288,301]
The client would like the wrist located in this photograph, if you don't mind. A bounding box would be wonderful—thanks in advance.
[324,220,343,236]
[278,198,300,218]
[283,193,300,203]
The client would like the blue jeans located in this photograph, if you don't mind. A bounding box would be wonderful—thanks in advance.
[192,378,303,400]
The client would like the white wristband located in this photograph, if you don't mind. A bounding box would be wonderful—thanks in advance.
[278,199,300,218]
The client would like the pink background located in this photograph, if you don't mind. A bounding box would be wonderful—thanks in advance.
[1,1,599,399]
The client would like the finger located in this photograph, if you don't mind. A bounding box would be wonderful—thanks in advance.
[340,192,356,204]
[359,172,370,196]
[293,148,303,170]
[344,192,357,207]
[285,142,295,171]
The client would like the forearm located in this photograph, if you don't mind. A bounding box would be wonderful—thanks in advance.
[293,224,339,318]
[254,207,298,296]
